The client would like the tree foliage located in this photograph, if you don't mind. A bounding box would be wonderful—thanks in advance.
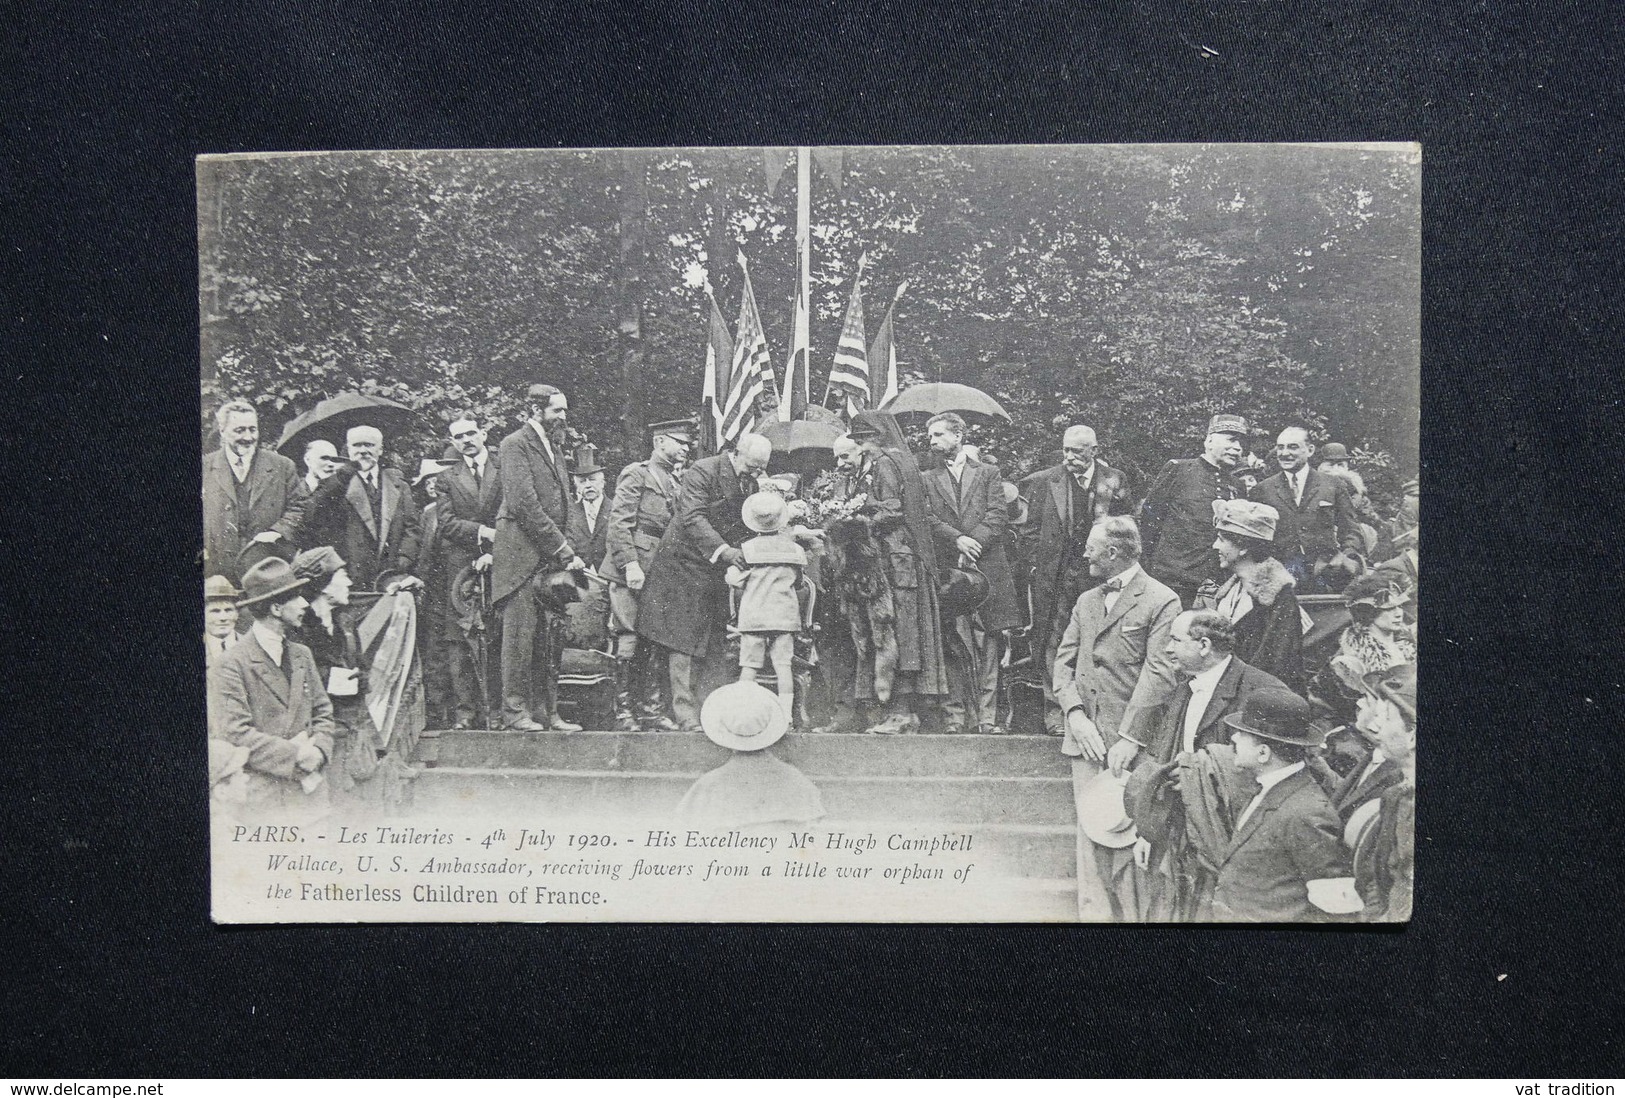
[199,144,1418,489]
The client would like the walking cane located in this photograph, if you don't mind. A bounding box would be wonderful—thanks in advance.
[473,566,493,730]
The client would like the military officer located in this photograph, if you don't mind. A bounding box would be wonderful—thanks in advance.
[1139,413,1249,609]
[601,418,693,730]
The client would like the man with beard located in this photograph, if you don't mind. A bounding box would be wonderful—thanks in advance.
[1017,424,1131,734]
[601,420,691,732]
[1250,427,1359,593]
[921,413,1021,734]
[1140,414,1249,609]
[202,399,308,583]
[435,412,502,729]
[636,432,772,732]
[492,385,591,732]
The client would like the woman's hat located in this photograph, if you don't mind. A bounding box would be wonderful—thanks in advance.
[1212,498,1279,541]
[205,575,241,603]
[1343,572,1412,611]
[1077,769,1139,848]
[292,546,347,585]
[236,557,309,608]
[1319,442,1350,462]
[1222,687,1323,747]
[1363,662,1417,726]
[742,490,790,535]
[699,681,789,752]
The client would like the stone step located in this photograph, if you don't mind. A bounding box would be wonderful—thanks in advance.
[423,728,1073,779]
[412,767,1076,826]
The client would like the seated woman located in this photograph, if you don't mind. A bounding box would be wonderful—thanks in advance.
[1203,499,1308,696]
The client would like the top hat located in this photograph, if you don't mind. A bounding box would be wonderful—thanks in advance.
[741,491,790,535]
[1207,413,1250,436]
[1319,442,1350,462]
[205,575,241,603]
[414,458,454,486]
[236,557,309,609]
[699,681,789,752]
[937,566,990,619]
[1222,687,1322,747]
[649,418,696,443]
[1212,498,1280,542]
[1077,769,1139,848]
[570,443,608,478]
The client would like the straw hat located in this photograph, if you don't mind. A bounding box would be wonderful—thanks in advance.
[699,681,789,752]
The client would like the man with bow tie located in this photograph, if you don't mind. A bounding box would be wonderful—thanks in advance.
[1251,426,1359,593]
[202,399,309,584]
[492,384,592,732]
[1052,515,1181,920]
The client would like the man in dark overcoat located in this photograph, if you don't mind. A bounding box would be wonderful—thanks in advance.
[1139,413,1249,609]
[202,399,308,583]
[1015,424,1131,733]
[436,413,503,728]
[492,384,590,732]
[636,432,772,732]
[921,413,1020,733]
[329,424,423,592]
[1250,426,1360,594]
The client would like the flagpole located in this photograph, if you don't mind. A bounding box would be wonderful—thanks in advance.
[792,146,811,420]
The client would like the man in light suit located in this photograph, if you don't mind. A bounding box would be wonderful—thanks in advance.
[1250,427,1359,593]
[492,384,590,732]
[1015,424,1132,733]
[436,412,503,729]
[921,413,1021,733]
[202,399,308,584]
[1052,515,1180,920]
[206,557,335,821]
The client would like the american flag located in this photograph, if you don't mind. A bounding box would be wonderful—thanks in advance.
[717,253,776,443]
[824,253,870,411]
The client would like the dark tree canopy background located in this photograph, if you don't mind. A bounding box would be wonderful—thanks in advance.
[199,143,1418,499]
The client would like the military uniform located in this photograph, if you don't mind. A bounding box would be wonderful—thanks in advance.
[1140,457,1241,606]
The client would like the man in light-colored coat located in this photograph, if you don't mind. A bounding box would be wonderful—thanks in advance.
[1052,516,1180,920]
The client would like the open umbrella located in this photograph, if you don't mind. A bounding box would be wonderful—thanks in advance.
[276,392,421,455]
[880,382,1011,423]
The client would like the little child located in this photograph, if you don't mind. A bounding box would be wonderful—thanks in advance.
[726,491,811,721]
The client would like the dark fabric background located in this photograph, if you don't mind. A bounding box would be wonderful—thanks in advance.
[4,0,1623,1078]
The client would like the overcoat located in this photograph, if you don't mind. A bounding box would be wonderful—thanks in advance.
[491,423,584,607]
[1139,457,1239,591]
[636,453,756,659]
[851,451,950,696]
[207,631,337,815]
[1125,656,1291,764]
[202,447,308,581]
[1251,467,1359,561]
[436,453,503,576]
[921,458,1022,632]
[335,466,422,591]
[1052,566,1181,754]
[1015,461,1130,657]
[1207,558,1307,696]
[1329,750,1407,823]
[1213,767,1353,922]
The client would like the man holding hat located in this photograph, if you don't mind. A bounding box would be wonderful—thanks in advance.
[203,575,242,668]
[436,413,503,729]
[206,557,336,819]
[493,384,591,732]
[1215,687,1362,922]
[1208,498,1308,695]
[1251,427,1360,593]
[1139,414,1249,609]
[601,419,691,731]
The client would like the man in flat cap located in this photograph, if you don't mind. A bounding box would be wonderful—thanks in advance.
[601,419,692,731]
[1251,427,1359,594]
[1139,414,1249,610]
[202,399,308,584]
[1016,423,1132,734]
[492,384,591,732]
[203,575,243,669]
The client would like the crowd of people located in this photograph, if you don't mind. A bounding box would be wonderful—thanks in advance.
[203,386,1418,923]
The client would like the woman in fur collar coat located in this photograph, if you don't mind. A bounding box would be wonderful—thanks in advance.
[1203,500,1309,696]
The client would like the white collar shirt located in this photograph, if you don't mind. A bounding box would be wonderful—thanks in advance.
[230,447,256,483]
[467,452,488,480]
[1234,760,1306,833]
[1359,748,1388,788]
[529,420,556,462]
[1182,655,1233,754]
[1071,460,1096,493]
[1289,468,1306,506]
[251,621,284,669]
[583,497,602,529]
[1102,562,1142,613]
[946,451,969,483]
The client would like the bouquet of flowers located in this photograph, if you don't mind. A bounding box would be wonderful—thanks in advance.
[799,469,868,534]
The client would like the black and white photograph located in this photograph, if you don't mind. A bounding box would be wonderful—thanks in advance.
[199,143,1419,923]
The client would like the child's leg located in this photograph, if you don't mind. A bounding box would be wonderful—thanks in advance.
[769,633,795,714]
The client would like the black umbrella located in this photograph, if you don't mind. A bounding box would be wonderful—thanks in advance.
[276,392,422,455]
[758,418,844,454]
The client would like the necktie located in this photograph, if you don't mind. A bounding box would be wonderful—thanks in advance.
[471,460,482,490]
[1293,472,1304,506]
[739,474,755,496]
